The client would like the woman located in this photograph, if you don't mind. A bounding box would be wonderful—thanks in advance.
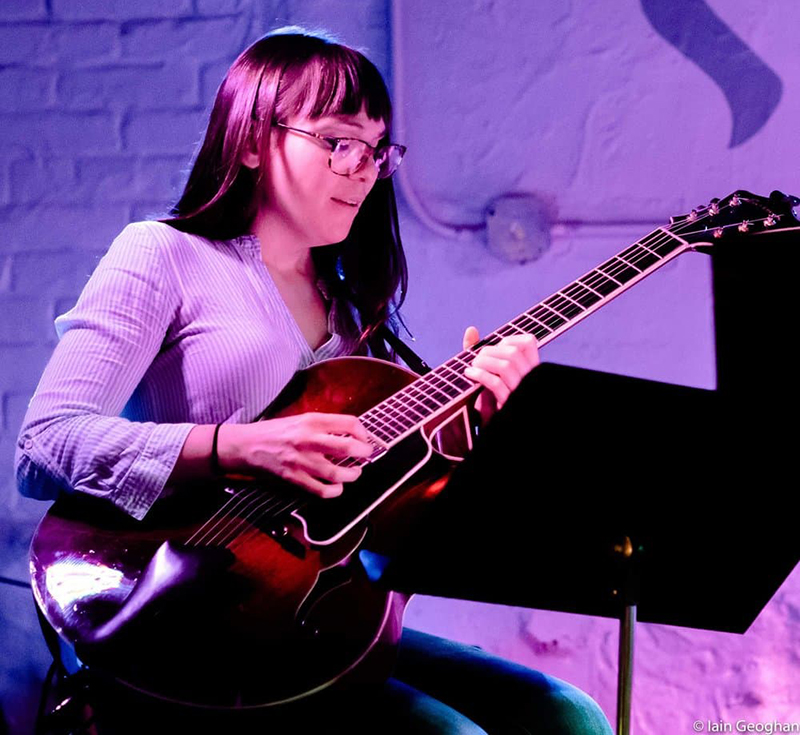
[17,28,613,734]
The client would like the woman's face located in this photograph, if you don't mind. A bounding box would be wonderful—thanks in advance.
[257,106,386,249]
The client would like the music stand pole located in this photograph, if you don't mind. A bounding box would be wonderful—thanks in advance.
[617,602,635,735]
[613,534,640,735]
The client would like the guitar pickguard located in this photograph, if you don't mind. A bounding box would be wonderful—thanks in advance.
[294,428,433,545]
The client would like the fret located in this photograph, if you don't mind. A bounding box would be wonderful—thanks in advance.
[531,305,566,330]
[544,293,583,320]
[360,416,388,439]
[562,282,601,308]
[386,393,430,420]
[531,322,554,340]
[517,314,554,340]
[576,279,604,298]
[419,375,457,403]
[369,403,415,434]
[406,380,450,408]
[508,316,535,337]
[438,363,474,392]
[374,394,421,425]
[400,388,440,412]
[651,229,685,256]
[619,243,658,270]
[632,239,661,257]
[599,257,638,284]
[378,398,422,426]
[426,372,461,399]
[455,350,477,366]
[580,271,619,296]
[509,316,544,339]
[362,420,394,444]
[444,355,472,374]
[556,290,587,311]
[496,322,528,338]
[617,253,643,273]
[451,354,475,374]
[434,365,468,390]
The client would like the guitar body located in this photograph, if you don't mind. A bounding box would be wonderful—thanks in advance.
[30,357,470,709]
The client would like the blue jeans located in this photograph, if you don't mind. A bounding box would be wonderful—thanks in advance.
[365,628,615,734]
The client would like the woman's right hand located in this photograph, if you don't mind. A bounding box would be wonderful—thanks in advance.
[215,413,377,499]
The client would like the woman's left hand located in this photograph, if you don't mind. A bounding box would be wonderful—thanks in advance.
[462,326,540,424]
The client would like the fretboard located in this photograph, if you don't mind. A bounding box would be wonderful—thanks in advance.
[358,226,690,448]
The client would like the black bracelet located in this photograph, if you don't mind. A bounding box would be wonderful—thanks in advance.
[210,423,223,476]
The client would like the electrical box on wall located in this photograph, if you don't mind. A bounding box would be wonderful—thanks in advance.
[485,194,551,264]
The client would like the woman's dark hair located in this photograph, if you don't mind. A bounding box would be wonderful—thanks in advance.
[163,27,407,359]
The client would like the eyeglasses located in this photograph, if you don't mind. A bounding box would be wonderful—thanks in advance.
[274,122,406,179]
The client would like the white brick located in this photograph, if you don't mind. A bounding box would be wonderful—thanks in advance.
[9,156,78,205]
[0,0,47,21]
[0,112,119,155]
[199,60,230,108]
[122,110,205,154]
[120,16,248,62]
[57,61,199,112]
[0,295,48,345]
[75,155,137,200]
[12,250,100,296]
[4,390,35,435]
[52,0,193,21]
[0,22,119,66]
[0,24,50,64]
[0,68,57,112]
[0,347,52,396]
[1,204,130,251]
[52,22,119,62]
[196,0,252,14]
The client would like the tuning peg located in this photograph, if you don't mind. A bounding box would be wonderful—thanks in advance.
[709,201,720,215]
[737,221,750,233]
[713,228,724,238]
[765,214,778,227]
[687,209,699,222]
[730,194,741,207]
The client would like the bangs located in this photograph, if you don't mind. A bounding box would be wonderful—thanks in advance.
[275,46,392,133]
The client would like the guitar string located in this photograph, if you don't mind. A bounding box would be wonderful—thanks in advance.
[214,492,299,549]
[331,202,747,466]
[187,200,773,546]
[224,497,301,551]
[188,201,747,546]
[190,486,283,547]
[186,485,273,546]
[189,200,760,545]
[205,204,733,542]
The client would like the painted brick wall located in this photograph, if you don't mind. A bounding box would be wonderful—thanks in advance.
[1,1,798,734]
[0,3,390,732]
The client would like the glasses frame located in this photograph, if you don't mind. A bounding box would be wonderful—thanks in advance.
[273,122,406,179]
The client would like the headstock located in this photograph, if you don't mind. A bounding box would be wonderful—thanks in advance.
[669,190,800,249]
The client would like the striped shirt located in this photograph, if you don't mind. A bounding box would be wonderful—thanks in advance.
[15,221,355,520]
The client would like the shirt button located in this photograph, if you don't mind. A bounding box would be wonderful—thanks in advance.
[24,438,33,450]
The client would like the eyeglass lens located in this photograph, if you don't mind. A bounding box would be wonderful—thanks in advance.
[330,140,404,179]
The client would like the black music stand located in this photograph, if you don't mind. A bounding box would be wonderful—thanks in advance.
[370,362,799,735]
[373,221,800,734]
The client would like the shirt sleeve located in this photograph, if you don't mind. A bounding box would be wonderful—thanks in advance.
[15,222,195,520]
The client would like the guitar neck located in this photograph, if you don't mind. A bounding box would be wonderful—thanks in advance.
[485,226,690,349]
[358,226,691,448]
